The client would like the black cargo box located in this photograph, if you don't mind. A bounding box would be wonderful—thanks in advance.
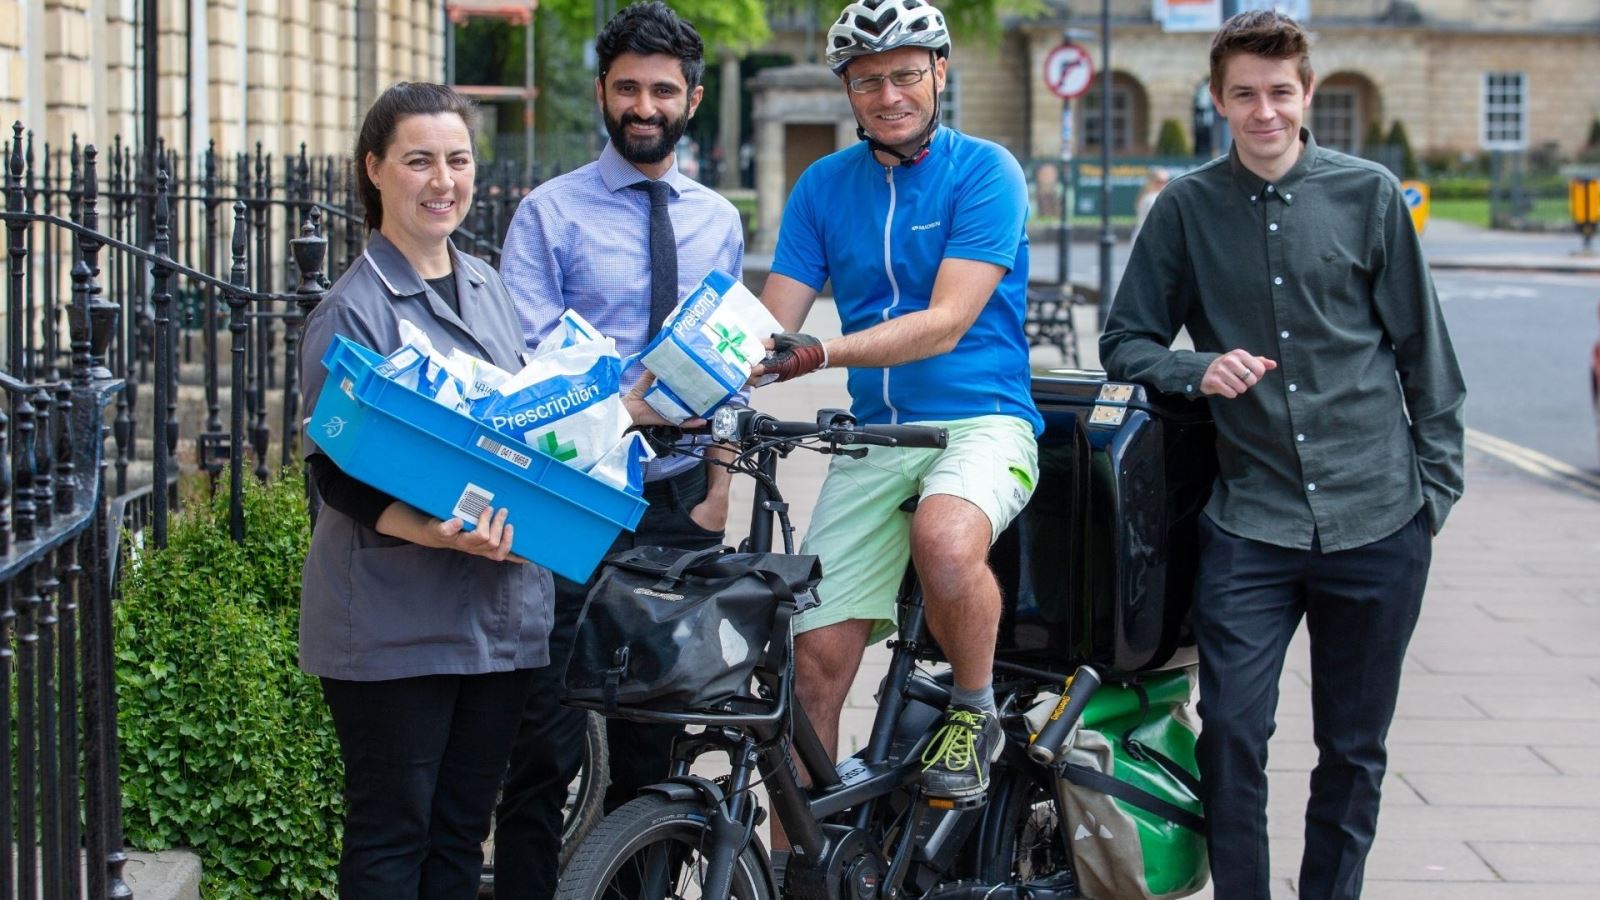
[990,371,1217,676]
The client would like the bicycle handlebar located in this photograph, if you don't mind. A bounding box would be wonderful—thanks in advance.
[734,407,948,449]
[638,407,948,452]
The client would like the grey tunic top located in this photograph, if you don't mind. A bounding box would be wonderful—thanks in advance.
[298,232,556,680]
[1100,130,1465,551]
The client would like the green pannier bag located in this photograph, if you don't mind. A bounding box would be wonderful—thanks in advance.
[1031,666,1209,900]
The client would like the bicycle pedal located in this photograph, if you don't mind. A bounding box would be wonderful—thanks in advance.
[923,791,987,812]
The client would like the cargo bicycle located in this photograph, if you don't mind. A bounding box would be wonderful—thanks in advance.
[554,375,1218,900]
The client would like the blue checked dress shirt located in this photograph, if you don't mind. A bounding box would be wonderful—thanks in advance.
[500,141,746,479]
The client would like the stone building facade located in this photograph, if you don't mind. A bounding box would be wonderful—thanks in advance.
[1013,0,1600,163]
[764,0,1600,165]
[0,0,445,162]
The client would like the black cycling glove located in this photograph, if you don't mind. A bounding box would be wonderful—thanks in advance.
[762,332,829,382]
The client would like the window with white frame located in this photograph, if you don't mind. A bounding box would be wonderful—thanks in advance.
[1481,72,1527,150]
[939,69,961,130]
[1082,84,1132,152]
[1312,87,1359,154]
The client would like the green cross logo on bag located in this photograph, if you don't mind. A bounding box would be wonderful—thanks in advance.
[539,431,579,462]
[710,322,750,364]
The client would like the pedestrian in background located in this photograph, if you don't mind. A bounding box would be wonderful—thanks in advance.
[1100,10,1465,900]
[299,81,553,899]
[491,3,743,897]
[1130,165,1169,246]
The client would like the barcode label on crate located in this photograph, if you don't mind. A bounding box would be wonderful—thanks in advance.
[453,483,495,522]
[476,435,532,470]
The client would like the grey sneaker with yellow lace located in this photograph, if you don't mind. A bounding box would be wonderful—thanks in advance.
[919,704,1002,801]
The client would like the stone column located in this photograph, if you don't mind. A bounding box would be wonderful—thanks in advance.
[718,53,741,190]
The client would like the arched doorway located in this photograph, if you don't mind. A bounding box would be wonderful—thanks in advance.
[1078,72,1150,156]
[1312,72,1384,155]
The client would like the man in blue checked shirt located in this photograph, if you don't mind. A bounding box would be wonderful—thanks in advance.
[492,4,742,896]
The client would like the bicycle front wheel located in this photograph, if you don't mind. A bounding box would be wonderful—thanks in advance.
[555,795,773,900]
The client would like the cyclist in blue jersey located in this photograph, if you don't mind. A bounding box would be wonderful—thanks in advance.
[756,0,1041,812]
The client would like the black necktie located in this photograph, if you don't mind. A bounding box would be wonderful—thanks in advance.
[631,179,678,336]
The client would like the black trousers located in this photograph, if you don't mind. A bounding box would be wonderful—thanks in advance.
[493,463,725,899]
[1193,510,1430,900]
[322,668,534,900]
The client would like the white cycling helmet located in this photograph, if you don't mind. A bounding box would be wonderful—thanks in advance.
[825,0,951,75]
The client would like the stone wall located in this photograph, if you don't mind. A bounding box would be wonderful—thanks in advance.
[1,0,438,162]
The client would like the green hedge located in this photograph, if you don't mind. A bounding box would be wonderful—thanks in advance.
[1427,175,1573,200]
[116,472,342,898]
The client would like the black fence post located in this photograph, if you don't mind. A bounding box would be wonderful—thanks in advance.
[227,200,250,542]
[284,207,327,471]
[150,163,173,549]
[9,123,26,378]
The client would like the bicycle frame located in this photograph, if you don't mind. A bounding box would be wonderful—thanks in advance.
[574,414,1088,900]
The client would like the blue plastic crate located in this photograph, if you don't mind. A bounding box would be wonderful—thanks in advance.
[309,335,647,582]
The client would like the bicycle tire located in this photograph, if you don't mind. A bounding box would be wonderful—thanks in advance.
[971,768,1075,885]
[481,711,611,896]
[555,795,772,900]
[559,711,611,871]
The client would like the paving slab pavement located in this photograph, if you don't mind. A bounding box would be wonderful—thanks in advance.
[725,297,1600,897]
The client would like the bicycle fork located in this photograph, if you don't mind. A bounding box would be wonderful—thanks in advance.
[658,731,767,900]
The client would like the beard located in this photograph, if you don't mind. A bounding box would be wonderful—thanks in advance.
[604,108,690,166]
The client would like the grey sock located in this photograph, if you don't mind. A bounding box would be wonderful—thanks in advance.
[949,680,997,718]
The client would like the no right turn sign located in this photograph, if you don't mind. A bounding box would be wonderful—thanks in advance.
[1043,43,1094,100]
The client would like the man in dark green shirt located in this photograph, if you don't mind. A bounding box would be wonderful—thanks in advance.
[1100,11,1464,900]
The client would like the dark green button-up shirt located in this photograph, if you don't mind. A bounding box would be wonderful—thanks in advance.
[1100,131,1465,552]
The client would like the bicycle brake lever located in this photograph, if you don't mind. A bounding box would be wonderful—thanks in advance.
[830,446,869,459]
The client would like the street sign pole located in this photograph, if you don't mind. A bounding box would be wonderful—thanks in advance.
[1059,104,1072,290]
[1043,34,1094,300]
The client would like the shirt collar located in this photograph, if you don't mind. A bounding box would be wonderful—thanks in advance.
[361,230,484,299]
[1229,127,1318,206]
[597,141,692,196]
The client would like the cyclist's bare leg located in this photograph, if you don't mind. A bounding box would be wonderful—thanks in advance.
[910,494,999,692]
[769,618,874,851]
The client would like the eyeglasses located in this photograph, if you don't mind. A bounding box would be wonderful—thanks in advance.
[846,67,931,95]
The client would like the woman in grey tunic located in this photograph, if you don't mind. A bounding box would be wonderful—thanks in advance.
[297,82,554,899]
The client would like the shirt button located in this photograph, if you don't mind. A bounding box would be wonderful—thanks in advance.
[1281,330,1290,339]
[1289,383,1298,392]
[1307,482,1317,492]
[1185,383,1194,392]
[1285,192,1293,200]
[1269,223,1279,231]
[1296,433,1305,442]
[1250,195,1257,202]
[1273,276,1283,285]
[1267,185,1276,193]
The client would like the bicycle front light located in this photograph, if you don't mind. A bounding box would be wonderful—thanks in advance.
[711,405,746,443]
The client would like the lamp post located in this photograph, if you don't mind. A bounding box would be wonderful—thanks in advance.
[1096,0,1113,328]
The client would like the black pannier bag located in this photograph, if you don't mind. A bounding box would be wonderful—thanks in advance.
[562,546,822,714]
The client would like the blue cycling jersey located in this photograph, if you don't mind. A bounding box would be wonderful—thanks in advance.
[771,127,1043,436]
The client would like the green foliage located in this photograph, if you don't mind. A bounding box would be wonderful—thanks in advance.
[1385,120,1419,179]
[1154,118,1190,157]
[1581,116,1600,164]
[1362,121,1385,154]
[790,0,1046,46]
[116,471,341,899]
[1428,174,1571,200]
[541,0,771,58]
